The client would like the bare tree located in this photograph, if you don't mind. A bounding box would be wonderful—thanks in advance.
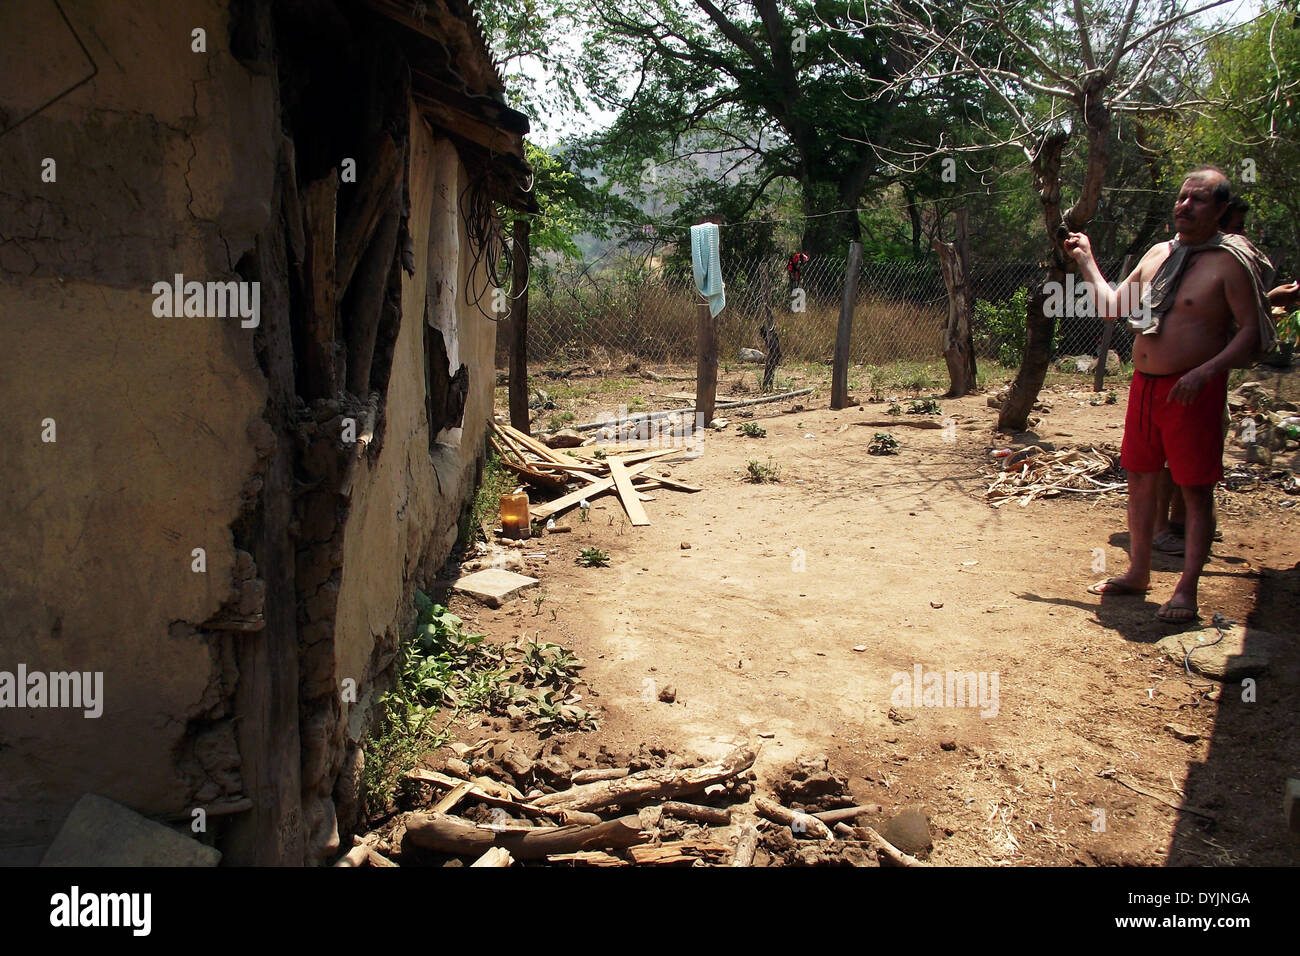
[830,0,1250,430]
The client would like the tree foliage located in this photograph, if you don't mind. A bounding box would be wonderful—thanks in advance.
[1160,4,1300,274]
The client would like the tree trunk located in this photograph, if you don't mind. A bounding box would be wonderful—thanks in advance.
[935,208,977,397]
[997,268,1062,432]
[907,192,923,260]
[998,131,1068,432]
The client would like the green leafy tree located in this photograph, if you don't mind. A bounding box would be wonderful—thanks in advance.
[856,0,1256,430]
[1160,4,1300,275]
[567,1,1018,263]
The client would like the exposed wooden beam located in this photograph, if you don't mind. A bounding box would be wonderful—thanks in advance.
[411,88,522,157]
[302,174,339,399]
[335,133,402,299]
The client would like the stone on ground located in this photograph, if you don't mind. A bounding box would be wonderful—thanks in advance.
[1153,624,1278,681]
[40,793,221,867]
[453,568,539,608]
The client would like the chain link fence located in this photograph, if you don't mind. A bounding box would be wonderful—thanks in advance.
[503,252,1134,373]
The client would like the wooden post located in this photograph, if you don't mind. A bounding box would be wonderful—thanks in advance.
[831,240,863,409]
[302,174,339,400]
[936,209,977,397]
[1094,253,1133,391]
[695,302,718,427]
[509,217,531,433]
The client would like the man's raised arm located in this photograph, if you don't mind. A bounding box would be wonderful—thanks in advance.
[1063,232,1149,320]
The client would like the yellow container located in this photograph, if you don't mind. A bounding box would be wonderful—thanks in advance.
[500,492,531,539]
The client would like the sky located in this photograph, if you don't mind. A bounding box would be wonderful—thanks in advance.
[502,0,1272,148]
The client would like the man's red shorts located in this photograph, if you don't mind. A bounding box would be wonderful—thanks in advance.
[1121,369,1229,486]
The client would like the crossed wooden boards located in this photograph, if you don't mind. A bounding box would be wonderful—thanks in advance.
[489,422,700,526]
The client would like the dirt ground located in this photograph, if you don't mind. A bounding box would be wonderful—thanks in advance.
[440,362,1300,865]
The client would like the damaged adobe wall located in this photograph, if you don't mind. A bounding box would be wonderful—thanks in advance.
[0,0,278,858]
[2,0,518,866]
[299,112,497,863]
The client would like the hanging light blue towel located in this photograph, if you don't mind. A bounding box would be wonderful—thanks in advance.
[690,222,725,317]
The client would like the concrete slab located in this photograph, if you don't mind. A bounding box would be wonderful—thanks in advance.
[1153,623,1279,682]
[40,793,221,867]
[453,568,539,608]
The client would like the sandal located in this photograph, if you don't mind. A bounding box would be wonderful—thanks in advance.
[1087,578,1151,596]
[1156,601,1199,624]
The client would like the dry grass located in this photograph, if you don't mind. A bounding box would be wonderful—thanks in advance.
[527,283,945,366]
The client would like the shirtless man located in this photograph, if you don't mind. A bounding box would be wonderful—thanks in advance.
[1069,167,1262,623]
[1153,195,1252,554]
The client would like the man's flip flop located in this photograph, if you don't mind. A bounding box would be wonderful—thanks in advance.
[1156,602,1199,624]
[1087,579,1151,596]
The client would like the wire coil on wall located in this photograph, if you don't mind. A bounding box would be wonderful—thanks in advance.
[460,168,516,320]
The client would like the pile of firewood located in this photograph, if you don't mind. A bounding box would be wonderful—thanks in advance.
[336,743,929,867]
[489,421,699,526]
[983,445,1124,508]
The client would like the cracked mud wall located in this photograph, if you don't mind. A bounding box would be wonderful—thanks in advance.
[308,112,496,861]
[0,0,277,856]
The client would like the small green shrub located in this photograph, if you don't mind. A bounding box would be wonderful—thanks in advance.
[577,547,610,567]
[868,432,899,455]
[973,287,1045,368]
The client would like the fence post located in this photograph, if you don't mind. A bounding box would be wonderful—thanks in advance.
[1093,253,1132,391]
[695,302,718,427]
[831,240,863,409]
[936,208,976,397]
[509,217,531,432]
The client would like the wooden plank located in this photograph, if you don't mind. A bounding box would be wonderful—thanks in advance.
[609,447,681,466]
[526,460,606,474]
[638,474,700,493]
[432,781,475,815]
[491,427,533,466]
[501,424,570,464]
[489,433,523,466]
[608,458,650,526]
[532,481,616,519]
[530,460,656,519]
